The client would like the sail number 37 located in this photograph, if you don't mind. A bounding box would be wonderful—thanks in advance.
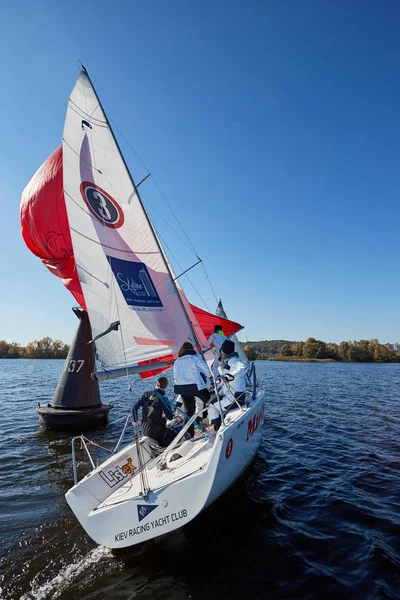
[65,359,85,373]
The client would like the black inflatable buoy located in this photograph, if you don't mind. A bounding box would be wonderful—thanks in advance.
[35,308,112,430]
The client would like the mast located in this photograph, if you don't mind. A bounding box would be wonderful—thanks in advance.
[80,66,202,351]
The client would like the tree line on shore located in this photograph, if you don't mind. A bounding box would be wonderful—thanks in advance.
[0,338,70,359]
[243,338,400,363]
[1,335,398,364]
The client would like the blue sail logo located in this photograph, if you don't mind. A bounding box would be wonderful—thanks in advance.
[137,504,158,522]
[107,256,163,310]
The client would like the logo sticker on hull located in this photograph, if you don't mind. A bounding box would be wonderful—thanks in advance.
[246,405,265,441]
[137,504,158,522]
[99,455,136,488]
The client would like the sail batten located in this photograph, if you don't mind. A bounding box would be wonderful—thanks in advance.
[62,70,198,369]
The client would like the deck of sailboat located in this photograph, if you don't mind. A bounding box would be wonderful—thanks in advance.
[96,405,245,511]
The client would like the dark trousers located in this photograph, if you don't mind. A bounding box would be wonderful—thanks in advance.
[181,388,210,437]
[210,391,247,429]
[223,391,247,412]
[159,427,177,448]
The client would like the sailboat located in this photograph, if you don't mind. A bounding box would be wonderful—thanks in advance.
[37,67,265,548]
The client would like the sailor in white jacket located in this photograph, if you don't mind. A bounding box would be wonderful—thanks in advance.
[207,339,249,429]
[218,339,248,404]
[204,325,228,378]
[173,342,211,437]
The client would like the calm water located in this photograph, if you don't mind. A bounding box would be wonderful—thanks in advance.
[0,359,399,600]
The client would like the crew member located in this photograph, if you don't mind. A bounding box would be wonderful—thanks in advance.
[219,339,248,405]
[206,339,249,430]
[204,325,228,378]
[132,376,177,447]
[173,342,211,437]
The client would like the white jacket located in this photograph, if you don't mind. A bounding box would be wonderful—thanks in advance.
[218,355,248,394]
[173,352,211,391]
[205,332,228,353]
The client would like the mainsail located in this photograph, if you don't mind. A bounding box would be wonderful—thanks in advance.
[20,70,245,378]
[62,70,200,370]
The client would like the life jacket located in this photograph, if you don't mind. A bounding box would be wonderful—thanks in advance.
[141,390,168,441]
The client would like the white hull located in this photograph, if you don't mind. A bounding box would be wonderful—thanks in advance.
[66,389,265,549]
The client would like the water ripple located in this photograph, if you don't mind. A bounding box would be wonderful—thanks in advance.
[0,360,399,599]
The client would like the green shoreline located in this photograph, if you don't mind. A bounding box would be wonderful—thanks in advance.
[266,356,336,362]
[242,338,400,363]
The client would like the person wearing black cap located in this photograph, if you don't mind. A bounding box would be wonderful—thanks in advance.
[206,339,249,430]
[204,324,228,378]
[219,339,248,405]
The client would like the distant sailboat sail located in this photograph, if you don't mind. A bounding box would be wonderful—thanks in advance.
[216,299,249,364]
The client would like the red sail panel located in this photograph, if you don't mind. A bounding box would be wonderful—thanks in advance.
[137,354,175,379]
[20,146,86,310]
[189,304,243,339]
[137,305,243,379]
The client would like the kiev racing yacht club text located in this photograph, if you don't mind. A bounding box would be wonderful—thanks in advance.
[114,509,188,543]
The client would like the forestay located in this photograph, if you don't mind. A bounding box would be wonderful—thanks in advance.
[62,70,196,369]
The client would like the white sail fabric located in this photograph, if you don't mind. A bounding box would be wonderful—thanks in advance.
[62,71,196,369]
[152,228,207,350]
[216,300,249,364]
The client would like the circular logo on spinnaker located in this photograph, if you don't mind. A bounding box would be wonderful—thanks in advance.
[80,182,124,228]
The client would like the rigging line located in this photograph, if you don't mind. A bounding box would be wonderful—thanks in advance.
[108,116,199,258]
[108,115,219,308]
[156,230,212,312]
[150,175,199,256]
[67,104,108,128]
[133,422,148,495]
[75,263,108,286]
[141,193,198,256]
[71,225,158,254]
[62,138,102,172]
[201,262,218,304]
[85,78,201,353]
[173,258,202,281]
[68,98,107,124]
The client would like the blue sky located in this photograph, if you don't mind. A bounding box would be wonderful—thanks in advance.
[1,1,400,345]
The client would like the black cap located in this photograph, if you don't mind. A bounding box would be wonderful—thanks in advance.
[221,339,235,355]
